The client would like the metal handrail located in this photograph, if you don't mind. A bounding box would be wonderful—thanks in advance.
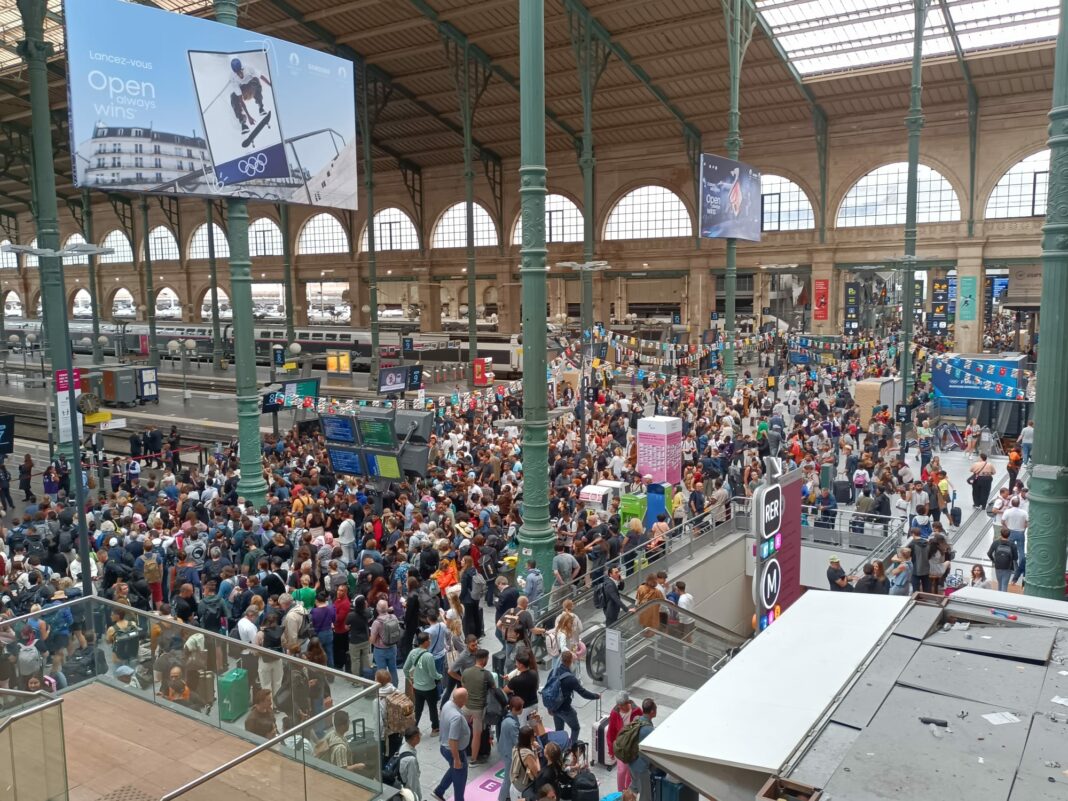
[0,687,48,699]
[0,596,374,689]
[534,504,731,626]
[0,693,61,734]
[159,683,377,801]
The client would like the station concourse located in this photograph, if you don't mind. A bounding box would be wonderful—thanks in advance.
[1,2,1067,801]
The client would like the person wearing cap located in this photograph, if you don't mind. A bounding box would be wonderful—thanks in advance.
[827,556,853,592]
[607,691,642,788]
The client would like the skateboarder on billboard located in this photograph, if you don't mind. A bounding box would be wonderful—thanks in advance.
[229,57,272,135]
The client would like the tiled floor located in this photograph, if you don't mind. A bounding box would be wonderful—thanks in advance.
[47,684,373,801]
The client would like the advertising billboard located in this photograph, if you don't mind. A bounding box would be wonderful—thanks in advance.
[63,0,357,209]
[636,416,682,485]
[699,154,762,242]
[813,279,829,321]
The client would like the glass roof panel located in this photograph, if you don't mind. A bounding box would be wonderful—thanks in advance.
[0,1,215,78]
[755,0,1059,78]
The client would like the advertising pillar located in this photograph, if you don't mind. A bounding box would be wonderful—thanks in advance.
[636,416,683,485]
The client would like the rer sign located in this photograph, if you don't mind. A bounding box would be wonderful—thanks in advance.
[752,476,801,632]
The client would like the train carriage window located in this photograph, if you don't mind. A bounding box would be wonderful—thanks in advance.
[325,333,338,342]
[338,333,352,342]
[258,330,269,338]
[311,332,324,341]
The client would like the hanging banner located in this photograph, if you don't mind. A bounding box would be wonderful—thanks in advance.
[958,275,978,322]
[63,0,358,209]
[699,153,762,242]
[813,279,829,321]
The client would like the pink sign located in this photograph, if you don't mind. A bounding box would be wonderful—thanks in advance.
[54,368,82,392]
[636,416,683,485]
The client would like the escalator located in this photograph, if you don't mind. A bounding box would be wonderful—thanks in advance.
[583,598,748,692]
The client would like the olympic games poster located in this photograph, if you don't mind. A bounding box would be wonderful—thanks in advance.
[699,153,762,242]
[63,0,357,209]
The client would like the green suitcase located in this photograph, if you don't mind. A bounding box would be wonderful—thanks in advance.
[218,667,249,721]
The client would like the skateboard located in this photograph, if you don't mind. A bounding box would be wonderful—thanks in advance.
[241,110,272,148]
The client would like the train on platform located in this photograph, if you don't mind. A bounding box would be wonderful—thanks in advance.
[3,318,529,378]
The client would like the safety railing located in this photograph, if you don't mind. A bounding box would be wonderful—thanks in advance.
[585,597,746,685]
[160,680,380,801]
[533,502,736,631]
[0,595,382,799]
[0,691,67,801]
[729,496,904,553]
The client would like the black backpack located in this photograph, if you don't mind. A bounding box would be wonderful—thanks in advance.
[381,750,415,786]
[571,770,599,801]
[992,540,1015,570]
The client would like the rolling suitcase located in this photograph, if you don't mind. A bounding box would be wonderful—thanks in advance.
[594,696,611,769]
[218,667,249,721]
[193,669,216,706]
[950,505,962,527]
[492,650,506,676]
[833,480,852,504]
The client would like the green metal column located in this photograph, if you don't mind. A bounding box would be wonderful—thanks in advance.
[1026,0,1068,600]
[357,64,388,387]
[81,189,103,364]
[206,201,224,368]
[443,41,490,386]
[569,9,609,327]
[517,0,555,593]
[17,0,65,454]
[900,0,930,400]
[721,0,755,392]
[279,203,295,346]
[214,0,267,506]
[140,198,159,367]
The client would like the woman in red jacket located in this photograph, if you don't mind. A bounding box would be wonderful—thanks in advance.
[607,690,643,790]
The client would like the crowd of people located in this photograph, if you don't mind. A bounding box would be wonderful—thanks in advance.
[0,325,1035,800]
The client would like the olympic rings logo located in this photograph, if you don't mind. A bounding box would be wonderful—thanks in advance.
[238,153,269,177]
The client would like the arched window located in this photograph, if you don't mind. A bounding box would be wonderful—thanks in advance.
[360,207,420,251]
[431,202,498,248]
[111,287,135,317]
[147,226,180,261]
[99,230,134,264]
[986,150,1049,219]
[761,175,815,232]
[297,213,349,254]
[512,194,584,244]
[201,287,232,321]
[155,287,181,319]
[604,185,692,240]
[0,241,16,270]
[63,233,90,264]
[189,223,229,260]
[836,163,960,227]
[71,288,93,318]
[249,217,284,257]
[25,237,38,268]
[3,289,21,316]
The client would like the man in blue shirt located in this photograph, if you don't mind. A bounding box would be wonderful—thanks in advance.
[496,695,523,801]
[431,688,471,801]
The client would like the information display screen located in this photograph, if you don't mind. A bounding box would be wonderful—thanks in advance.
[365,452,401,479]
[358,418,394,448]
[320,415,356,444]
[407,364,424,391]
[327,447,363,476]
